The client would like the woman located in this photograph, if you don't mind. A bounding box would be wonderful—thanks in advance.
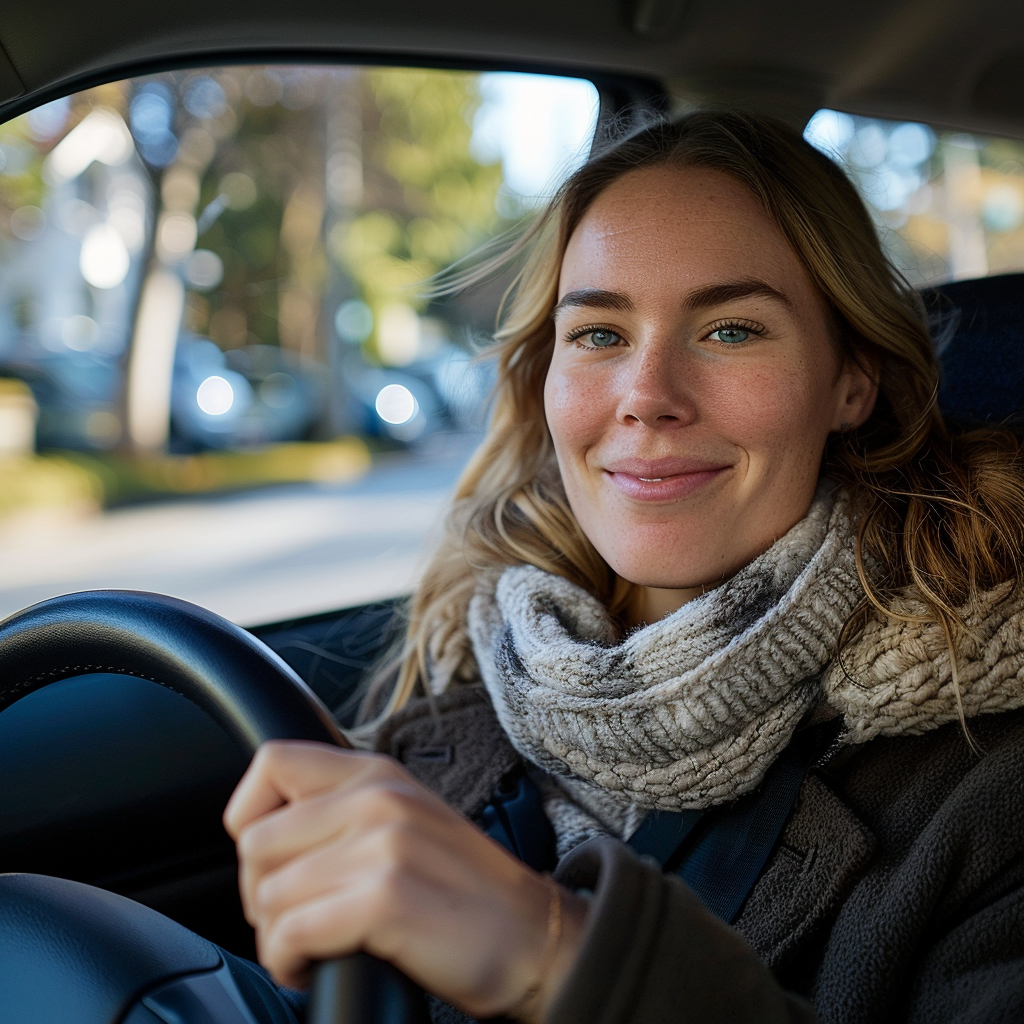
[224,112,1024,1024]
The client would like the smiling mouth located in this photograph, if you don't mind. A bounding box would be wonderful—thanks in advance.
[604,465,730,502]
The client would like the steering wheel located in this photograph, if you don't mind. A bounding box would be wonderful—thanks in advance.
[0,590,429,1024]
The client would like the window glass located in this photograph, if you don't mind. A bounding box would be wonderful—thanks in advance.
[0,66,598,624]
[805,109,1024,286]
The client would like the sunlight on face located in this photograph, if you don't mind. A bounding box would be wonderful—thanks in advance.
[544,165,877,624]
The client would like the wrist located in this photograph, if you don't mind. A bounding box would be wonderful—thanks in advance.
[508,879,588,1024]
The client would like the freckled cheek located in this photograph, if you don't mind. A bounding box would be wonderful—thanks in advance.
[543,367,611,463]
[708,368,827,458]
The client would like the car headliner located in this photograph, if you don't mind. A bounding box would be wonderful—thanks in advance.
[0,0,1022,137]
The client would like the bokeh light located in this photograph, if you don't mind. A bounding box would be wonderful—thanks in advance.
[10,206,46,241]
[185,249,225,290]
[375,384,417,425]
[80,223,131,288]
[196,375,235,415]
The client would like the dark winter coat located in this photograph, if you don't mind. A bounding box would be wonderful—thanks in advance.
[376,685,1024,1024]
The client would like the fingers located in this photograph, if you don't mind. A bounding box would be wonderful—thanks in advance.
[258,887,361,989]
[227,742,459,926]
[251,825,425,987]
[234,779,426,923]
[247,795,485,930]
[256,865,418,989]
[223,737,590,1018]
[223,740,394,839]
[245,800,556,1010]
[251,825,506,997]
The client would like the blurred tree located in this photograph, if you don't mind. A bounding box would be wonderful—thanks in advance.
[327,68,507,363]
[167,66,509,369]
[0,64,515,454]
[189,68,322,355]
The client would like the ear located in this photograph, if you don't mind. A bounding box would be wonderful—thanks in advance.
[831,354,878,432]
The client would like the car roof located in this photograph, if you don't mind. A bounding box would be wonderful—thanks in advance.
[1,0,1022,136]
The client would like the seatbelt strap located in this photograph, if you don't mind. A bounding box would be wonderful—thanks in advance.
[625,720,839,922]
[481,720,839,922]
[626,807,704,866]
[479,772,557,871]
[668,721,832,922]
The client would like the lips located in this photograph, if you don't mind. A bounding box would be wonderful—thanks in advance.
[602,457,731,501]
[603,457,729,478]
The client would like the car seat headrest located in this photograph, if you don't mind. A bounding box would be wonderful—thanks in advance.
[920,272,1024,429]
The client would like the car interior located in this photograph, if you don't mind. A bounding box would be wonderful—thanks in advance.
[0,1,1023,1022]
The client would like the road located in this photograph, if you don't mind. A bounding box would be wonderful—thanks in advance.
[0,439,477,627]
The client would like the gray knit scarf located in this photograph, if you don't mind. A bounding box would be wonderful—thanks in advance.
[467,484,1024,851]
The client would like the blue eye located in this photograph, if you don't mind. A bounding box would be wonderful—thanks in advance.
[708,327,751,344]
[570,328,621,348]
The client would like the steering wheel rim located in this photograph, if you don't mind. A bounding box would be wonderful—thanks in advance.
[0,589,346,750]
[0,589,433,1024]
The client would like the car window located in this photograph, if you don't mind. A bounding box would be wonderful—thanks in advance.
[0,65,598,625]
[805,108,1024,286]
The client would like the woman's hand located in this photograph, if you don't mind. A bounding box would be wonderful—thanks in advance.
[223,741,587,1022]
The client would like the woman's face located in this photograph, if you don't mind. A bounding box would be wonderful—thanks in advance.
[544,165,877,621]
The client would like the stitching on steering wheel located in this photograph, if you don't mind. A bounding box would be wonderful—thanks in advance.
[1,666,179,708]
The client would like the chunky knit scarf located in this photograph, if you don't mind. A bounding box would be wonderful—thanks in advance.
[467,484,1024,850]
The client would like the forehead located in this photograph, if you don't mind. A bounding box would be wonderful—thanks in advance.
[558,165,816,306]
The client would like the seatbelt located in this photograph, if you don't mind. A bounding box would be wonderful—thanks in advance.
[660,721,834,923]
[481,720,839,923]
[626,807,704,866]
[479,770,557,871]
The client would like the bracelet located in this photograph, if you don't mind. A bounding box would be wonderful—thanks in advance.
[506,875,564,1019]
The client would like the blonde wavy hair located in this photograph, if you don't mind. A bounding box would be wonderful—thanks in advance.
[353,110,1024,740]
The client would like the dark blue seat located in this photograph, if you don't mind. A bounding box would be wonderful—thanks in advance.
[923,272,1024,428]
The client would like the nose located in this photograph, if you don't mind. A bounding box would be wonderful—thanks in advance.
[615,337,696,428]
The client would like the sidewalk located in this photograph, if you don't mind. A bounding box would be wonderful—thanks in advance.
[0,449,465,626]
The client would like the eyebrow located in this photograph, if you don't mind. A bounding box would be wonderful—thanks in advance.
[682,279,795,313]
[552,288,634,316]
[552,278,795,318]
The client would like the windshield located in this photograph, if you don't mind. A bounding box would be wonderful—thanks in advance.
[0,65,598,625]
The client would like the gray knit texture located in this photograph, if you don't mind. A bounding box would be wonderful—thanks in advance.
[468,484,860,819]
[823,581,1024,742]
[468,482,1024,848]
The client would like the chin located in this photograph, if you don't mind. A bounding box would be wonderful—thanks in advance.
[606,553,723,593]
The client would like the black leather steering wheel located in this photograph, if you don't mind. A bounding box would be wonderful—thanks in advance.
[0,590,428,1024]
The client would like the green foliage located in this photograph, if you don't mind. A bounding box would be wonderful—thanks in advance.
[329,69,506,332]
[183,66,509,361]
[0,119,47,246]
[192,84,298,349]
